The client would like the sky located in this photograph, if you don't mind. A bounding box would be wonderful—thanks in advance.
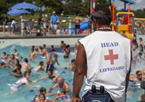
[113,0,145,10]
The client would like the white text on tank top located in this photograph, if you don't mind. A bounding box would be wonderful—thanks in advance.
[79,31,131,102]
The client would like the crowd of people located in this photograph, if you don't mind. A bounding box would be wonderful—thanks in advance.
[0,40,79,102]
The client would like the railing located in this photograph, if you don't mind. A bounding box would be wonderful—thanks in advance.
[1,19,93,37]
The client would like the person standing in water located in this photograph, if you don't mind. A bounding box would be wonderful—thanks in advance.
[60,41,66,53]
[28,49,36,61]
[46,77,70,93]
[73,14,81,35]
[42,49,53,72]
[72,5,131,102]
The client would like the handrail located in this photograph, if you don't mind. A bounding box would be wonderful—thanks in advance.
[116,12,135,16]
[134,18,145,21]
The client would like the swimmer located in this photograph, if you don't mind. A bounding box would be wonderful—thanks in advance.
[46,88,69,102]
[46,77,70,93]
[33,93,50,102]
[32,69,58,83]
[68,59,76,72]
[2,52,7,59]
[34,49,39,55]
[28,49,36,61]
[10,68,22,78]
[129,70,145,85]
[11,54,21,62]
[50,45,55,53]
[42,48,53,72]
[13,49,21,57]
[38,46,43,54]
[31,45,36,51]
[12,59,21,73]
[139,38,144,53]
[60,41,66,52]
[1,71,40,96]
[42,44,48,52]
[52,54,63,68]
[21,58,33,73]
[33,61,44,72]
[64,45,73,59]
[0,62,13,68]
[6,54,13,63]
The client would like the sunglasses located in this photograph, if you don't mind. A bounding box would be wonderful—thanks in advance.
[138,74,142,76]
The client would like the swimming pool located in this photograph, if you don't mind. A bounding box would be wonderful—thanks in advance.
[0,43,143,102]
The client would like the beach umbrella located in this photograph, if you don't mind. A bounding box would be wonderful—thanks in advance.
[7,9,31,16]
[10,2,39,10]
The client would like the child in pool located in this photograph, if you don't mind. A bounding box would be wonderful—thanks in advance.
[33,61,45,72]
[33,93,50,102]
[46,88,69,102]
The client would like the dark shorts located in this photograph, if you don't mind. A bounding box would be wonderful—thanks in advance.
[82,90,114,102]
[46,64,54,73]
[76,25,80,29]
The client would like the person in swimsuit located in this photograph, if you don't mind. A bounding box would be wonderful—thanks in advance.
[39,46,43,54]
[42,49,53,72]
[139,38,144,53]
[73,14,81,35]
[33,61,44,72]
[2,52,7,59]
[11,71,40,92]
[10,68,22,78]
[33,93,50,102]
[52,54,63,68]
[13,49,21,57]
[1,71,40,96]
[68,59,76,72]
[50,45,55,53]
[64,45,73,59]
[28,49,36,61]
[12,59,21,73]
[21,58,33,73]
[46,88,69,102]
[34,49,39,55]
[32,69,58,83]
[60,41,66,53]
[31,45,36,51]
[6,54,13,63]
[11,54,21,62]
[46,77,70,93]
[129,70,145,85]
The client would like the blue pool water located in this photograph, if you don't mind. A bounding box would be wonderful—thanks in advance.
[0,43,144,102]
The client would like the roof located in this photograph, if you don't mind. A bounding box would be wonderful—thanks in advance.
[119,0,135,4]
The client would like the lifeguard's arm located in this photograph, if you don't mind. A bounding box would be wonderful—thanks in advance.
[46,83,58,93]
[125,49,132,100]
[52,73,58,83]
[73,44,86,98]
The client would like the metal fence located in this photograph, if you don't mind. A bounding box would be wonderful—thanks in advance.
[1,19,93,37]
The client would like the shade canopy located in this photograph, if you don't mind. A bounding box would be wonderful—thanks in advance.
[7,9,31,16]
[10,2,39,10]
[120,0,135,4]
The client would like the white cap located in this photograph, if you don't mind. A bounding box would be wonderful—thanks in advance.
[53,11,56,13]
